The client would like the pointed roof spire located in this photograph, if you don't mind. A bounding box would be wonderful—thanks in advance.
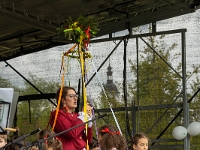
[103,61,119,96]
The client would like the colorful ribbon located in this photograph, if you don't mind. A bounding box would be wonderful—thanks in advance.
[101,128,120,135]
[52,56,66,131]
[54,16,99,149]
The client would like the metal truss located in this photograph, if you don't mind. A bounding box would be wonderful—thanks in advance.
[6,27,199,149]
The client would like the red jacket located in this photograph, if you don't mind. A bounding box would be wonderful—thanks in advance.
[49,110,93,150]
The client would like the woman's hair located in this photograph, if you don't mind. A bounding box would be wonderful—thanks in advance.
[38,129,62,150]
[132,133,149,146]
[56,86,76,108]
[98,124,126,150]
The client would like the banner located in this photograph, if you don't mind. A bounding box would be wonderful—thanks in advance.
[0,88,19,133]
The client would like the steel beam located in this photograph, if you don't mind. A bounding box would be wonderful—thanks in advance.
[96,103,182,112]
[182,30,190,150]
[95,3,193,37]
[90,29,187,43]
[0,5,58,34]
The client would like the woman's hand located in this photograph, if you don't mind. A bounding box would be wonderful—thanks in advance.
[82,103,93,117]
[78,104,93,127]
[86,103,93,117]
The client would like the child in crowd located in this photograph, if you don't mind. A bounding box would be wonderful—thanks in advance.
[28,146,39,150]
[38,129,63,150]
[27,129,63,150]
[0,134,7,148]
[89,141,100,150]
[132,133,149,150]
[91,141,100,150]
[2,127,22,150]
[98,124,126,150]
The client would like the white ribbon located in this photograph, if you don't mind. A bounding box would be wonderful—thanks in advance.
[91,60,122,135]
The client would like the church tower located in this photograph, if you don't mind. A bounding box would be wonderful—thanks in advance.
[103,62,119,97]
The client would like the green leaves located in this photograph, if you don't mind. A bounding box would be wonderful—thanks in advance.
[57,15,100,43]
[17,74,59,141]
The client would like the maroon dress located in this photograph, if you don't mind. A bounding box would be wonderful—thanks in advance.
[50,110,93,150]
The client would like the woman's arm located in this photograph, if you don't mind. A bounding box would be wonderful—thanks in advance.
[50,111,85,138]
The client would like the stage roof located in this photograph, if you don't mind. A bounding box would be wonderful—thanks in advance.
[0,0,200,61]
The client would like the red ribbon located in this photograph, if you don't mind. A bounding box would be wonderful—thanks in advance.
[55,137,61,141]
[116,131,120,135]
[44,134,48,144]
[101,128,120,135]
[101,127,110,133]
[84,26,90,50]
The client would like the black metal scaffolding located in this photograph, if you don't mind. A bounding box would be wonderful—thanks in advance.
[4,28,199,149]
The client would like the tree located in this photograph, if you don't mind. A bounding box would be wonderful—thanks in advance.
[128,34,200,149]
[0,77,12,88]
[0,76,19,91]
[188,76,200,149]
[17,74,59,141]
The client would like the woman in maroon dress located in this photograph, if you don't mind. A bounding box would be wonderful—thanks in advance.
[50,86,93,150]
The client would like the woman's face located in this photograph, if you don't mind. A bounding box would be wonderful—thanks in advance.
[62,89,78,111]
[133,138,148,150]
[0,137,7,148]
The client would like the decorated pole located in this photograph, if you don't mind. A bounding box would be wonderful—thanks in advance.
[52,15,99,150]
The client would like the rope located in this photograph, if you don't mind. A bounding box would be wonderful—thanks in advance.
[78,42,89,150]
[52,56,65,130]
[85,60,99,138]
[91,60,122,135]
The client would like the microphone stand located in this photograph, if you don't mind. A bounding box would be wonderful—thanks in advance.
[0,128,41,150]
[23,113,107,150]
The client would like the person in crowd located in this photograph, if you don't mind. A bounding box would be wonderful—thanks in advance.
[25,129,62,150]
[27,146,39,150]
[91,141,99,150]
[0,134,7,148]
[38,129,62,150]
[5,144,20,150]
[10,127,24,150]
[132,133,149,150]
[98,124,126,150]
[2,127,22,150]
[89,141,99,150]
[49,86,93,150]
